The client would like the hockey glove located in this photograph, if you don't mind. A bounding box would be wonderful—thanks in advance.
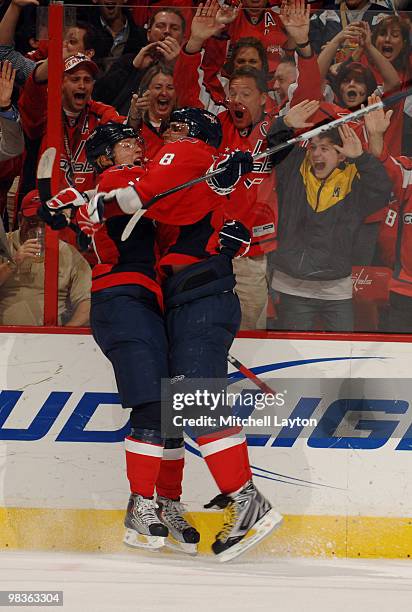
[75,203,103,237]
[209,151,254,194]
[219,220,251,259]
[37,204,69,230]
[101,186,143,215]
[85,193,106,224]
[76,230,92,252]
[44,187,88,213]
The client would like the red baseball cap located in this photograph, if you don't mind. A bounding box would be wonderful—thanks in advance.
[64,53,99,78]
[21,190,41,218]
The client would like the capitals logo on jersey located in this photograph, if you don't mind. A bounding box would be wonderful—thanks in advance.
[244,135,273,189]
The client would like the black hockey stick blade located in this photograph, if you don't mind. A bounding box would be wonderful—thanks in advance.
[35,146,85,243]
[37,147,56,203]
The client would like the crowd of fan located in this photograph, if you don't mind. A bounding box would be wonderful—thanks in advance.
[0,0,411,332]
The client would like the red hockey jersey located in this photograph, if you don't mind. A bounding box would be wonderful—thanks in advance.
[141,121,165,162]
[225,8,289,72]
[113,138,225,226]
[80,164,163,305]
[104,138,226,269]
[379,152,412,298]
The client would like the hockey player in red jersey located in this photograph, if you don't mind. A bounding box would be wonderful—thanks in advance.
[89,107,283,562]
[40,110,281,561]
[40,122,201,554]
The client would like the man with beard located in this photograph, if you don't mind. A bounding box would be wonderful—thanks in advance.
[87,0,147,72]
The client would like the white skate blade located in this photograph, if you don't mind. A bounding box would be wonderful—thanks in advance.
[216,509,283,563]
[123,528,166,551]
[165,534,198,555]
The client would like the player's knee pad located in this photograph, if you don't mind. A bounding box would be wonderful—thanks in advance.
[129,427,163,446]
[130,401,162,432]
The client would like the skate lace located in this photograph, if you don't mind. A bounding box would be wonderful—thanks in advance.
[134,497,159,524]
[165,501,191,530]
[218,501,238,541]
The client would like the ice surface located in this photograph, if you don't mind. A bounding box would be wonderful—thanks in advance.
[0,552,411,612]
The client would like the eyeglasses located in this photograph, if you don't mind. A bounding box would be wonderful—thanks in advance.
[168,122,189,133]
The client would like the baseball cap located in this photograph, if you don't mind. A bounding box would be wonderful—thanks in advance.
[21,190,41,218]
[64,53,99,77]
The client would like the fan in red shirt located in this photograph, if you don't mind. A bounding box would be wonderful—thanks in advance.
[317,20,402,153]
[365,94,412,333]
[127,63,176,161]
[19,53,124,193]
[19,53,124,257]
[217,0,291,73]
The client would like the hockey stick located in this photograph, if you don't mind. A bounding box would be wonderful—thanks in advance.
[37,147,91,248]
[227,353,276,396]
[121,87,412,241]
[37,146,56,203]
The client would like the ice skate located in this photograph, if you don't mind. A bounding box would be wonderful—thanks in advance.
[211,480,283,562]
[123,494,168,550]
[157,496,200,555]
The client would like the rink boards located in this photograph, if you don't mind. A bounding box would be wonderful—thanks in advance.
[0,330,411,558]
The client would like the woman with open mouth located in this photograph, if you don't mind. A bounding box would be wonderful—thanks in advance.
[371,16,411,88]
[368,16,412,155]
[128,63,176,160]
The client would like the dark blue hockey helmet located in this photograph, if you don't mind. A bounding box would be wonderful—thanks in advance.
[86,122,144,170]
[168,107,222,148]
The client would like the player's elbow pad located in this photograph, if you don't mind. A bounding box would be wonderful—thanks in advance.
[105,186,143,215]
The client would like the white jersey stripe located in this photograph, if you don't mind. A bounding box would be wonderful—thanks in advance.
[196,50,226,117]
[199,434,246,458]
[125,438,163,457]
[162,447,185,461]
